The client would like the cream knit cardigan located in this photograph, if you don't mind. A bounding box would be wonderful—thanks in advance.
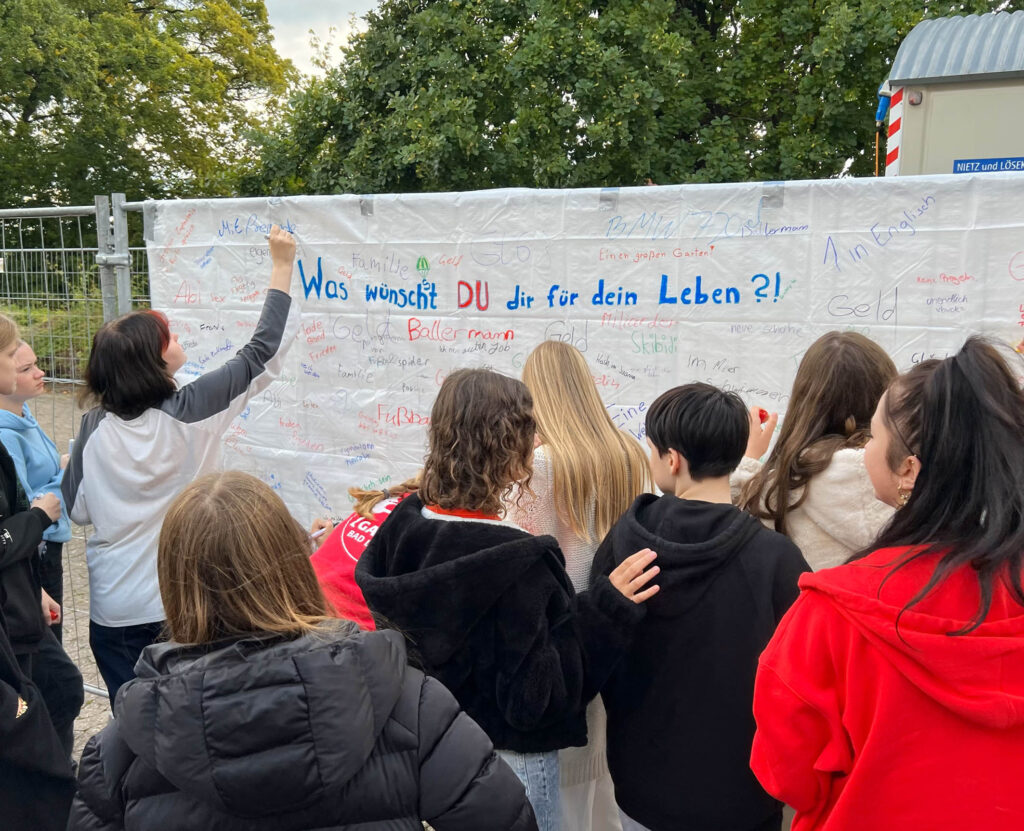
[730,447,895,571]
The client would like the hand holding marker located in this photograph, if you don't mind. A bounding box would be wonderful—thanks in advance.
[745,405,778,460]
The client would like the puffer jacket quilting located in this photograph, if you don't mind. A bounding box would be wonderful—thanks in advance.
[69,624,536,831]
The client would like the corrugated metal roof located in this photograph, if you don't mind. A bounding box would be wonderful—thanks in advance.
[889,11,1024,85]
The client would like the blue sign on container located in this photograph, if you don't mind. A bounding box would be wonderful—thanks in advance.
[952,157,1024,173]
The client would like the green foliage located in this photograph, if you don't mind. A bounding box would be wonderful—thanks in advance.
[0,0,294,206]
[241,0,1020,192]
[1,291,105,380]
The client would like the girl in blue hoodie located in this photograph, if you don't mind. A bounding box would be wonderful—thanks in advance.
[0,341,71,642]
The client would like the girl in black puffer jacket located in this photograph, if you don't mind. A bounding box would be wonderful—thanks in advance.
[69,471,536,831]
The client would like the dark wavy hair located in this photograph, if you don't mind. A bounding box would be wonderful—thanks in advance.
[419,369,534,515]
[740,331,897,534]
[851,337,1024,634]
[82,310,175,419]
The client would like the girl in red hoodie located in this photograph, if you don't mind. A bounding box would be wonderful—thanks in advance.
[751,337,1024,831]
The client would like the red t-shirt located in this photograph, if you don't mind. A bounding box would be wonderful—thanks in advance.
[311,495,406,630]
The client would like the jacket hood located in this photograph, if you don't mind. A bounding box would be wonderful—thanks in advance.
[357,493,569,665]
[610,494,762,617]
[0,404,37,431]
[114,624,408,817]
[804,547,1024,728]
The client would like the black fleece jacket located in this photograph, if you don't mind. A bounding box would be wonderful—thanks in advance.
[69,624,537,831]
[356,494,645,753]
[592,494,810,831]
[0,443,52,653]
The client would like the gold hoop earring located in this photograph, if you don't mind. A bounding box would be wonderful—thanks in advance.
[897,486,911,508]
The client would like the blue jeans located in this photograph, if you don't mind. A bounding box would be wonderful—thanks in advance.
[498,749,560,831]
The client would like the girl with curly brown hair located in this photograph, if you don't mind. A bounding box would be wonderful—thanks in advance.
[356,368,659,831]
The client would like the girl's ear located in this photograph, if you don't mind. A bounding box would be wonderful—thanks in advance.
[897,453,922,494]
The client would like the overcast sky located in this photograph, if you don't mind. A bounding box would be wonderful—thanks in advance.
[264,0,378,75]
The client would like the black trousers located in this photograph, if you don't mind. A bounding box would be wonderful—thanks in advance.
[89,619,164,707]
[38,541,64,643]
[16,629,84,758]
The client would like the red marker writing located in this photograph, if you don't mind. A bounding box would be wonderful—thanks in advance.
[758,408,770,424]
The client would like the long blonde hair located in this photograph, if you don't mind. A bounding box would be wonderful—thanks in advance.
[523,341,650,541]
[349,473,421,519]
[159,471,334,644]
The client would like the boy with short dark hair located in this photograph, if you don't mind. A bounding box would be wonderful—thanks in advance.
[593,383,809,831]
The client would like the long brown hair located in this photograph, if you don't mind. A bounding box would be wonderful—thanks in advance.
[419,369,534,515]
[159,471,334,644]
[740,331,896,534]
[523,341,650,541]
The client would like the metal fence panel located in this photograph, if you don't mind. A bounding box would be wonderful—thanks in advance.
[0,198,151,715]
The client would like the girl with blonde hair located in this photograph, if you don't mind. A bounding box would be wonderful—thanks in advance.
[0,313,76,831]
[511,340,651,831]
[70,471,537,831]
[735,331,898,570]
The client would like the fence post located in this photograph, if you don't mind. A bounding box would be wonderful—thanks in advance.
[94,195,118,322]
[111,193,132,315]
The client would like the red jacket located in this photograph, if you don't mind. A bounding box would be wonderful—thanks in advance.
[311,496,406,630]
[751,546,1024,831]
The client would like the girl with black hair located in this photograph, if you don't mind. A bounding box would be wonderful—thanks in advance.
[62,226,299,704]
[750,337,1024,831]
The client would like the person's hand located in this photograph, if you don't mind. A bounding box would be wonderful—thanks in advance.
[268,225,296,268]
[41,589,60,626]
[267,225,297,296]
[309,517,333,549]
[31,493,61,523]
[60,453,70,470]
[745,406,778,460]
[609,548,660,604]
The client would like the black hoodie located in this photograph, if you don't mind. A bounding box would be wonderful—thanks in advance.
[592,494,809,831]
[356,494,645,753]
[0,443,53,653]
[69,624,537,831]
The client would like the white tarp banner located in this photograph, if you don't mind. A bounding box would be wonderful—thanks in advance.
[147,173,1024,523]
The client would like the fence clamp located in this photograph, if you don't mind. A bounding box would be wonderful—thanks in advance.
[95,253,131,266]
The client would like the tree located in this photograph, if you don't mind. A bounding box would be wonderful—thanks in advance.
[241,0,1016,194]
[0,0,293,205]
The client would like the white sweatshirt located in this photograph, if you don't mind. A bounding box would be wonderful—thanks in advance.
[62,290,299,626]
